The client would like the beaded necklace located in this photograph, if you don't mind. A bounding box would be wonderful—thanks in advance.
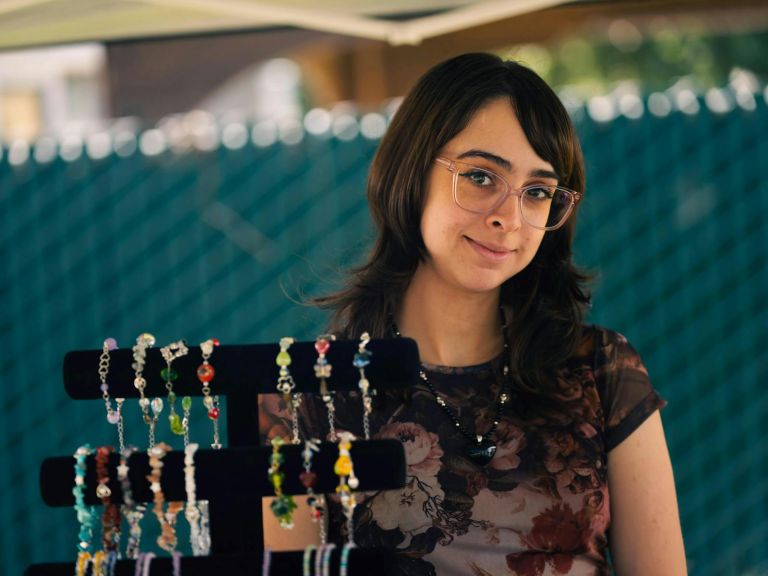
[395,319,511,466]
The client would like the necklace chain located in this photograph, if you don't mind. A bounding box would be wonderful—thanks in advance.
[394,321,511,446]
[418,362,510,445]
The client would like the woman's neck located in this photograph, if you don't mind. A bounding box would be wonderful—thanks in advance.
[397,269,504,367]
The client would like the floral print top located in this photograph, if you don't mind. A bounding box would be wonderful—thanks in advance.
[259,326,665,576]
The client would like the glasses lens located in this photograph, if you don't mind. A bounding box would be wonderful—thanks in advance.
[454,166,507,212]
[520,186,573,229]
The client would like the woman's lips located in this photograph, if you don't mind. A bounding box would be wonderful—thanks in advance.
[465,236,514,261]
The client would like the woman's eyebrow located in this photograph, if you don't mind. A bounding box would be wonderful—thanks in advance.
[457,149,560,181]
[457,149,511,171]
[530,168,560,181]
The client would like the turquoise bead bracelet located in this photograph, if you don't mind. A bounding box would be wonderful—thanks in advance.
[73,444,95,576]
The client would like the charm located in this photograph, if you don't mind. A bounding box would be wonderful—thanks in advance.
[466,436,497,466]
[198,338,222,449]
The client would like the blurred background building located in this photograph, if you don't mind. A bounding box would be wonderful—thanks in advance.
[1,1,767,575]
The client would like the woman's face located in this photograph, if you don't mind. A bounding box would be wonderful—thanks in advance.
[418,97,556,296]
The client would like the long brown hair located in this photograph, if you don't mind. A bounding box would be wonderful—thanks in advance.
[316,52,591,390]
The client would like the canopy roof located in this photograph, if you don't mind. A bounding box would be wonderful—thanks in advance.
[0,0,567,51]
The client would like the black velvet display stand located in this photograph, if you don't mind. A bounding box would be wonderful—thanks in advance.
[26,337,421,576]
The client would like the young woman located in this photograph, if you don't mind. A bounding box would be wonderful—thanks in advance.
[260,52,687,576]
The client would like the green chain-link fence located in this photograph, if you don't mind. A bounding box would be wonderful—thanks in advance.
[2,93,766,575]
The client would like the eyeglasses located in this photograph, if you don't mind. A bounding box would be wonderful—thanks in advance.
[434,156,582,231]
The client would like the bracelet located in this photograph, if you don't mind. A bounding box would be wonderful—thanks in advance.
[197,338,222,449]
[91,551,105,576]
[75,552,91,576]
[172,550,182,576]
[132,332,161,447]
[184,443,205,556]
[340,542,356,576]
[321,543,337,576]
[160,340,189,437]
[302,545,317,576]
[353,332,374,440]
[133,552,145,576]
[141,552,156,576]
[314,544,327,576]
[118,446,146,559]
[90,550,115,576]
[73,444,95,576]
[95,445,121,553]
[334,431,358,544]
[267,437,297,529]
[105,550,118,576]
[147,443,184,552]
[275,337,302,444]
[197,500,211,556]
[261,548,272,576]
[99,338,126,452]
[300,438,326,544]
[314,335,337,441]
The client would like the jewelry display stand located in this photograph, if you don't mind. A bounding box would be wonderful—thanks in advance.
[26,338,420,576]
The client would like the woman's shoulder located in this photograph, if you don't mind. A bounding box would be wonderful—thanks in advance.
[574,324,643,365]
[578,323,631,345]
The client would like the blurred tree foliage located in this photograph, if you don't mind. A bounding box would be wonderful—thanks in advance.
[500,25,768,95]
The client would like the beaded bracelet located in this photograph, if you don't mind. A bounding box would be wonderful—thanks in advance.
[73,445,95,576]
[95,445,121,553]
[147,442,184,552]
[118,446,146,559]
[75,552,91,576]
[134,552,146,576]
[302,545,317,576]
[91,550,117,576]
[275,337,302,444]
[268,437,297,529]
[261,548,272,576]
[353,332,374,440]
[105,550,118,576]
[197,338,222,449]
[300,438,326,544]
[172,550,182,576]
[91,551,105,576]
[184,443,208,556]
[334,432,358,544]
[314,544,327,576]
[93,550,118,576]
[321,543,337,576]
[197,500,211,556]
[314,335,337,441]
[140,552,156,576]
[340,542,356,576]
[160,340,189,437]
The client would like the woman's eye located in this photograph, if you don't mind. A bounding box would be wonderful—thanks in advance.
[461,170,495,187]
[523,186,554,200]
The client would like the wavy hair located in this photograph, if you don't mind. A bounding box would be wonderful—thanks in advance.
[316,52,591,391]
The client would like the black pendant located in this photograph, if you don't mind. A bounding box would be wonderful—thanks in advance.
[467,438,497,466]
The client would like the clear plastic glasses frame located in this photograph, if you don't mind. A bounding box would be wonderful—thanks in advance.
[434,156,583,231]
